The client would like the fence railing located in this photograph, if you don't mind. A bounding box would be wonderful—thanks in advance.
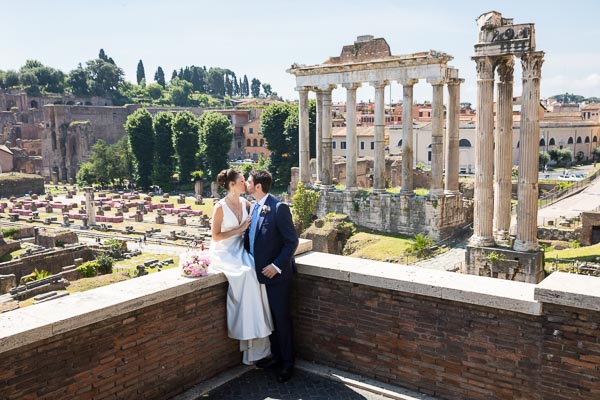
[539,168,600,208]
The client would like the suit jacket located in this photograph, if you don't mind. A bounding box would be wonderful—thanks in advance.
[245,194,299,285]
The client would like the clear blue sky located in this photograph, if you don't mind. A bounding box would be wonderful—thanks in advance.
[3,0,599,105]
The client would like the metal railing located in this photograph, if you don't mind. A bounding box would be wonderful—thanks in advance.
[539,168,600,208]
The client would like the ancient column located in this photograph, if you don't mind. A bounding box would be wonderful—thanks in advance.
[297,87,311,185]
[493,57,514,244]
[514,52,544,252]
[84,187,96,226]
[444,78,463,194]
[314,89,323,186]
[371,80,387,193]
[428,79,445,196]
[343,83,361,192]
[469,56,496,247]
[320,85,335,188]
[400,79,418,196]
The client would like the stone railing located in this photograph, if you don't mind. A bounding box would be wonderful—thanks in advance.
[1,240,599,400]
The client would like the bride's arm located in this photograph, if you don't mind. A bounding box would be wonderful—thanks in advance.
[211,203,251,242]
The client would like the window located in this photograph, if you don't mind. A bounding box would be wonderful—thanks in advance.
[332,141,336,149]
[549,138,556,146]
[360,141,364,150]
[577,137,582,144]
[539,138,545,146]
[260,139,264,147]
[237,141,241,149]
[568,137,574,144]
[585,136,590,143]
[419,111,423,117]
[249,128,254,133]
[370,142,374,150]
[517,141,520,148]
[397,139,402,147]
[246,139,251,147]
[253,139,258,146]
[341,141,346,149]
[459,139,472,148]
[594,136,598,143]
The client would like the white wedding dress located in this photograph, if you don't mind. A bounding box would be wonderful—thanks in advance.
[209,198,273,364]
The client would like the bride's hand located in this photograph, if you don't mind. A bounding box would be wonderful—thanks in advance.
[239,216,251,232]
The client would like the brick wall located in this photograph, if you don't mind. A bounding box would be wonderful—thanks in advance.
[293,275,543,400]
[0,281,238,400]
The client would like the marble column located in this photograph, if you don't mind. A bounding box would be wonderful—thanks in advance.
[343,83,361,192]
[514,52,544,252]
[297,86,311,185]
[445,78,463,194]
[399,79,418,196]
[314,89,323,186]
[319,85,335,188]
[493,57,514,244]
[371,81,387,193]
[469,56,496,247]
[428,79,445,196]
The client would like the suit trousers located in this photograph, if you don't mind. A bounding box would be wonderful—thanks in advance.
[265,280,294,368]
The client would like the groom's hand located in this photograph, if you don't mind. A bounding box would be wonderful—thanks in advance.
[262,264,278,279]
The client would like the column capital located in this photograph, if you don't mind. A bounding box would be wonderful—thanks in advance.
[295,86,311,93]
[472,56,495,80]
[446,78,465,86]
[426,77,446,86]
[520,51,545,80]
[398,78,419,86]
[369,80,388,89]
[496,56,514,84]
[342,82,362,90]
[316,84,337,93]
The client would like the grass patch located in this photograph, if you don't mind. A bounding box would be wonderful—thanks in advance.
[544,242,600,271]
[343,231,417,263]
[0,248,28,263]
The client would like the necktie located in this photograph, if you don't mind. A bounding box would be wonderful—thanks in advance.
[249,203,261,255]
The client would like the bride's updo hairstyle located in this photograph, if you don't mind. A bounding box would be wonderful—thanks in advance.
[216,168,240,192]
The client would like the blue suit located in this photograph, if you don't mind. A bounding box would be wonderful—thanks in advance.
[245,194,299,368]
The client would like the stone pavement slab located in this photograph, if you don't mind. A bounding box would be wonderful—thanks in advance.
[173,361,440,400]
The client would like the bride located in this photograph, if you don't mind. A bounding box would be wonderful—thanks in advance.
[209,168,273,364]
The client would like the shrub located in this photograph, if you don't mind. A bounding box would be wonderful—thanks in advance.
[292,181,319,232]
[570,239,581,249]
[77,261,98,278]
[104,238,126,259]
[23,268,51,283]
[96,253,114,274]
[406,233,434,258]
[2,227,19,239]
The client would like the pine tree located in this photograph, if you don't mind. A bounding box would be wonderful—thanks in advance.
[171,69,178,81]
[243,75,249,97]
[136,60,146,85]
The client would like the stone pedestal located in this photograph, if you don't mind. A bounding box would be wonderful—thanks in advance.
[45,205,53,213]
[155,215,165,224]
[464,246,545,284]
[178,216,186,226]
[134,212,143,222]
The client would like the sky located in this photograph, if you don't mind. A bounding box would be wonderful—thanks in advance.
[2,0,600,105]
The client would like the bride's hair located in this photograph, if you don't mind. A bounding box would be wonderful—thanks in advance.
[216,169,240,192]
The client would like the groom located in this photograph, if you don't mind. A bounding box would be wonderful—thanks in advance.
[245,169,299,383]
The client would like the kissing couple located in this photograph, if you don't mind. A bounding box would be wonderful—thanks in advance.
[208,169,299,383]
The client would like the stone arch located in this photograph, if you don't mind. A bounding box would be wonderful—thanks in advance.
[539,138,545,146]
[585,136,590,143]
[459,139,472,148]
[577,136,582,144]
[568,137,574,144]
[549,138,556,146]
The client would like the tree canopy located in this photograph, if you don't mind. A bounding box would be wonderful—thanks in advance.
[172,111,200,183]
[199,112,233,179]
[125,108,155,188]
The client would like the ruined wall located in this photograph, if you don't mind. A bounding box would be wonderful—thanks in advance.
[318,191,472,240]
[0,173,45,197]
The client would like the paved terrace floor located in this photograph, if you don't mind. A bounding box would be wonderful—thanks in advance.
[173,361,440,400]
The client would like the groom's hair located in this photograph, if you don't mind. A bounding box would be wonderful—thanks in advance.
[250,170,272,193]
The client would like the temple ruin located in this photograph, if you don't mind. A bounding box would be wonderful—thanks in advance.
[288,35,470,240]
[464,11,545,283]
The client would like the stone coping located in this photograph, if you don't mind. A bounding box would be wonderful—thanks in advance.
[296,252,542,316]
[534,271,600,312]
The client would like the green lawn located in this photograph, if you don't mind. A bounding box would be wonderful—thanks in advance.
[544,242,600,271]
[343,231,441,264]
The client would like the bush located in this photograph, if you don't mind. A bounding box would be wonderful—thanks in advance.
[292,181,319,232]
[76,261,98,278]
[104,238,126,259]
[96,253,114,274]
[1,227,19,239]
[406,233,434,258]
[23,268,51,283]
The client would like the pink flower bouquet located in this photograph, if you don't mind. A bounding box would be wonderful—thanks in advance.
[179,250,211,278]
